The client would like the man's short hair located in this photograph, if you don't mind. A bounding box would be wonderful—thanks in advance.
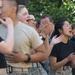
[7,0,25,13]
[7,0,18,13]
[40,14,53,22]
[7,0,17,6]
[18,5,26,12]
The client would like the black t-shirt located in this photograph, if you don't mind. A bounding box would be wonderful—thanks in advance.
[50,40,75,66]
[70,37,75,42]
[70,38,75,75]
[0,37,7,68]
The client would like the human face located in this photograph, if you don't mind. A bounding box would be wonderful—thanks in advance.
[39,17,54,33]
[72,29,75,38]
[40,17,50,28]
[27,15,36,27]
[61,21,72,37]
[17,7,30,24]
[1,0,13,18]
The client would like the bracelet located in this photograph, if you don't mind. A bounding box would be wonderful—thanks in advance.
[25,54,31,62]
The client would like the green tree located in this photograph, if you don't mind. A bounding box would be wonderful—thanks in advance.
[25,0,75,23]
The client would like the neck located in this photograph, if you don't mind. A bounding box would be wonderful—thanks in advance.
[62,36,68,44]
[13,18,19,26]
[10,14,19,26]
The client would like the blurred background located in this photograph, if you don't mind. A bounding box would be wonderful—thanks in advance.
[23,0,75,23]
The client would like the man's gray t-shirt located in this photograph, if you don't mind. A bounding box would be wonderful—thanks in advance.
[0,21,43,68]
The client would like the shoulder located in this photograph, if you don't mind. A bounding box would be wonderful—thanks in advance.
[69,40,75,44]
[18,21,36,32]
[17,22,39,38]
[0,24,6,29]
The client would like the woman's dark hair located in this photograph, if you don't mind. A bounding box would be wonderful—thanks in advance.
[54,20,67,36]
[72,24,75,30]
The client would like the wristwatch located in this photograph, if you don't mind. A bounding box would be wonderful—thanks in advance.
[40,35,45,41]
[25,54,31,62]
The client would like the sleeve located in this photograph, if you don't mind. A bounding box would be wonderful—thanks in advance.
[0,37,3,42]
[50,45,58,57]
[70,40,75,52]
[72,42,75,52]
[30,28,43,49]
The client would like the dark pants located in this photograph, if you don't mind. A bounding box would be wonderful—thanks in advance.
[40,58,54,75]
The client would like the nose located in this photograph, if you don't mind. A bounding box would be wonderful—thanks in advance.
[0,8,2,18]
[0,9,1,13]
[0,9,2,15]
[69,25,72,29]
[26,15,30,21]
[0,10,1,13]
[27,14,30,19]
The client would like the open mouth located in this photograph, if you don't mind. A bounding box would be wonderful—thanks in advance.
[69,30,72,34]
[26,19,30,22]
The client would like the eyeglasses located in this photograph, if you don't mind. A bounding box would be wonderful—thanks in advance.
[27,19,36,23]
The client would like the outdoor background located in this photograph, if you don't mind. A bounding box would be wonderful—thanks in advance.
[24,0,75,24]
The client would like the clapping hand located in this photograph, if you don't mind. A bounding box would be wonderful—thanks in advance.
[51,34,65,45]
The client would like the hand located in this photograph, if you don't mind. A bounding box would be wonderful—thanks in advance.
[67,52,75,61]
[71,60,75,68]
[40,17,51,28]
[51,34,64,45]
[0,17,13,27]
[5,51,27,63]
[40,22,54,37]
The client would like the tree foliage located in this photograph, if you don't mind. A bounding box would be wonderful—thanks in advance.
[25,0,75,23]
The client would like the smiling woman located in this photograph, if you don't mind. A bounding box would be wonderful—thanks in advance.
[50,20,75,75]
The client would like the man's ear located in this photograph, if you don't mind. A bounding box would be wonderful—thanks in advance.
[58,29,63,34]
[11,6,17,13]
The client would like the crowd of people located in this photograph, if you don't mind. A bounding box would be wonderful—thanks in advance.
[0,0,75,75]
